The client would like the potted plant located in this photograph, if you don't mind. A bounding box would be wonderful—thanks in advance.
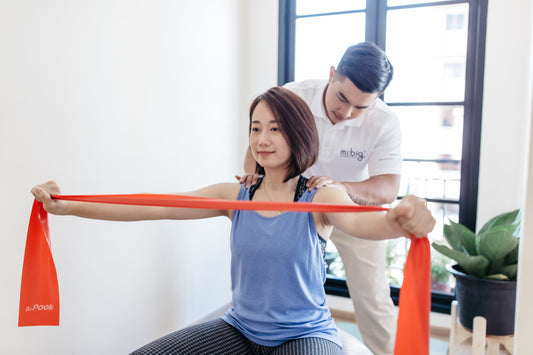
[431,209,520,335]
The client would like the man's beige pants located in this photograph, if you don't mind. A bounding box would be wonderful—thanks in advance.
[331,228,398,355]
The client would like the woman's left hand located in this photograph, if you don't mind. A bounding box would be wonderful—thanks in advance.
[386,195,435,238]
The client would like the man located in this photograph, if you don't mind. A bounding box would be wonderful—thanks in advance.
[241,42,402,355]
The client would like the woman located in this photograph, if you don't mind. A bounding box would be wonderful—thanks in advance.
[32,87,435,354]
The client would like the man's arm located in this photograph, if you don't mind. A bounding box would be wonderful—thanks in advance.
[313,185,435,240]
[235,147,264,188]
[306,174,400,205]
[244,147,256,173]
[343,174,400,205]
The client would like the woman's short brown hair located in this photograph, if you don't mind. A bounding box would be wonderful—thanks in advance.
[249,86,319,181]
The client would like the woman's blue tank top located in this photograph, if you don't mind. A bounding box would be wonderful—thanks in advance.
[222,180,341,347]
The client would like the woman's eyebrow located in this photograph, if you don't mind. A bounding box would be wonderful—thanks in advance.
[251,120,277,124]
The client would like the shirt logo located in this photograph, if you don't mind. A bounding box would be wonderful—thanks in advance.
[339,148,366,161]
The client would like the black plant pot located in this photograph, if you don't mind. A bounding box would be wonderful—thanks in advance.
[447,264,517,335]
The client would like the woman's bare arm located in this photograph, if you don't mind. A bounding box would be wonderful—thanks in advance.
[313,186,435,240]
[31,181,241,222]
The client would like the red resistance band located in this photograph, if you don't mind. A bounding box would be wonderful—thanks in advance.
[19,194,430,355]
[19,200,59,327]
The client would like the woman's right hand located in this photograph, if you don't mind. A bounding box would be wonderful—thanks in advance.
[31,181,69,215]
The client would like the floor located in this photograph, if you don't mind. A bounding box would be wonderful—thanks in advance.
[329,295,451,354]
[336,321,512,355]
[336,321,450,354]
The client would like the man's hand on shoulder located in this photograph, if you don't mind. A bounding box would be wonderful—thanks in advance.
[306,176,348,193]
[307,174,401,206]
[235,173,263,188]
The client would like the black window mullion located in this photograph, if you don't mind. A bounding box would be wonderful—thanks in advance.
[365,0,388,49]
[388,0,471,10]
[278,0,296,85]
[459,0,487,231]
[367,0,388,100]
[375,0,388,49]
[365,0,378,43]
[387,101,464,106]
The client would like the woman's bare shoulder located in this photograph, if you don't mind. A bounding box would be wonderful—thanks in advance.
[312,185,353,205]
[177,182,242,201]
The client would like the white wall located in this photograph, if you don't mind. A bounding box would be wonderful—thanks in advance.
[491,1,533,351]
[0,0,242,353]
[478,1,533,350]
[237,1,279,154]
[477,1,532,224]
[477,0,533,349]
[517,78,533,352]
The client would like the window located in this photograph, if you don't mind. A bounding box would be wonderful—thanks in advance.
[446,13,465,30]
[278,0,487,313]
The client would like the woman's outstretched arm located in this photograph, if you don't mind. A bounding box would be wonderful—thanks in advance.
[313,185,435,240]
[31,180,241,222]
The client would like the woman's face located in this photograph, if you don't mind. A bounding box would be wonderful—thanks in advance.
[249,101,291,171]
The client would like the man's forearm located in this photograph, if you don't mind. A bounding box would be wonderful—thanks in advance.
[345,192,384,206]
[244,147,256,173]
[342,174,401,205]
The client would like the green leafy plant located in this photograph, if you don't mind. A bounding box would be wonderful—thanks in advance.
[431,250,452,285]
[431,209,520,281]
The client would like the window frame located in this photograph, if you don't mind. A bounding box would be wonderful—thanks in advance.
[278,0,488,314]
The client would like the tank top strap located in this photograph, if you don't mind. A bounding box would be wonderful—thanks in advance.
[249,175,309,201]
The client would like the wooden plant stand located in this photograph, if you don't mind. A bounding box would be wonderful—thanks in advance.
[448,300,514,355]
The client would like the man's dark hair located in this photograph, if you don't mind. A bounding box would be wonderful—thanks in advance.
[249,87,319,182]
[336,42,394,94]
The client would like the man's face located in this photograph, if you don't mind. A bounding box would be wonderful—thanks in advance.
[323,68,380,125]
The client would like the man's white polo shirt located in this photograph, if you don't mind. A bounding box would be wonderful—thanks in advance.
[285,80,402,183]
